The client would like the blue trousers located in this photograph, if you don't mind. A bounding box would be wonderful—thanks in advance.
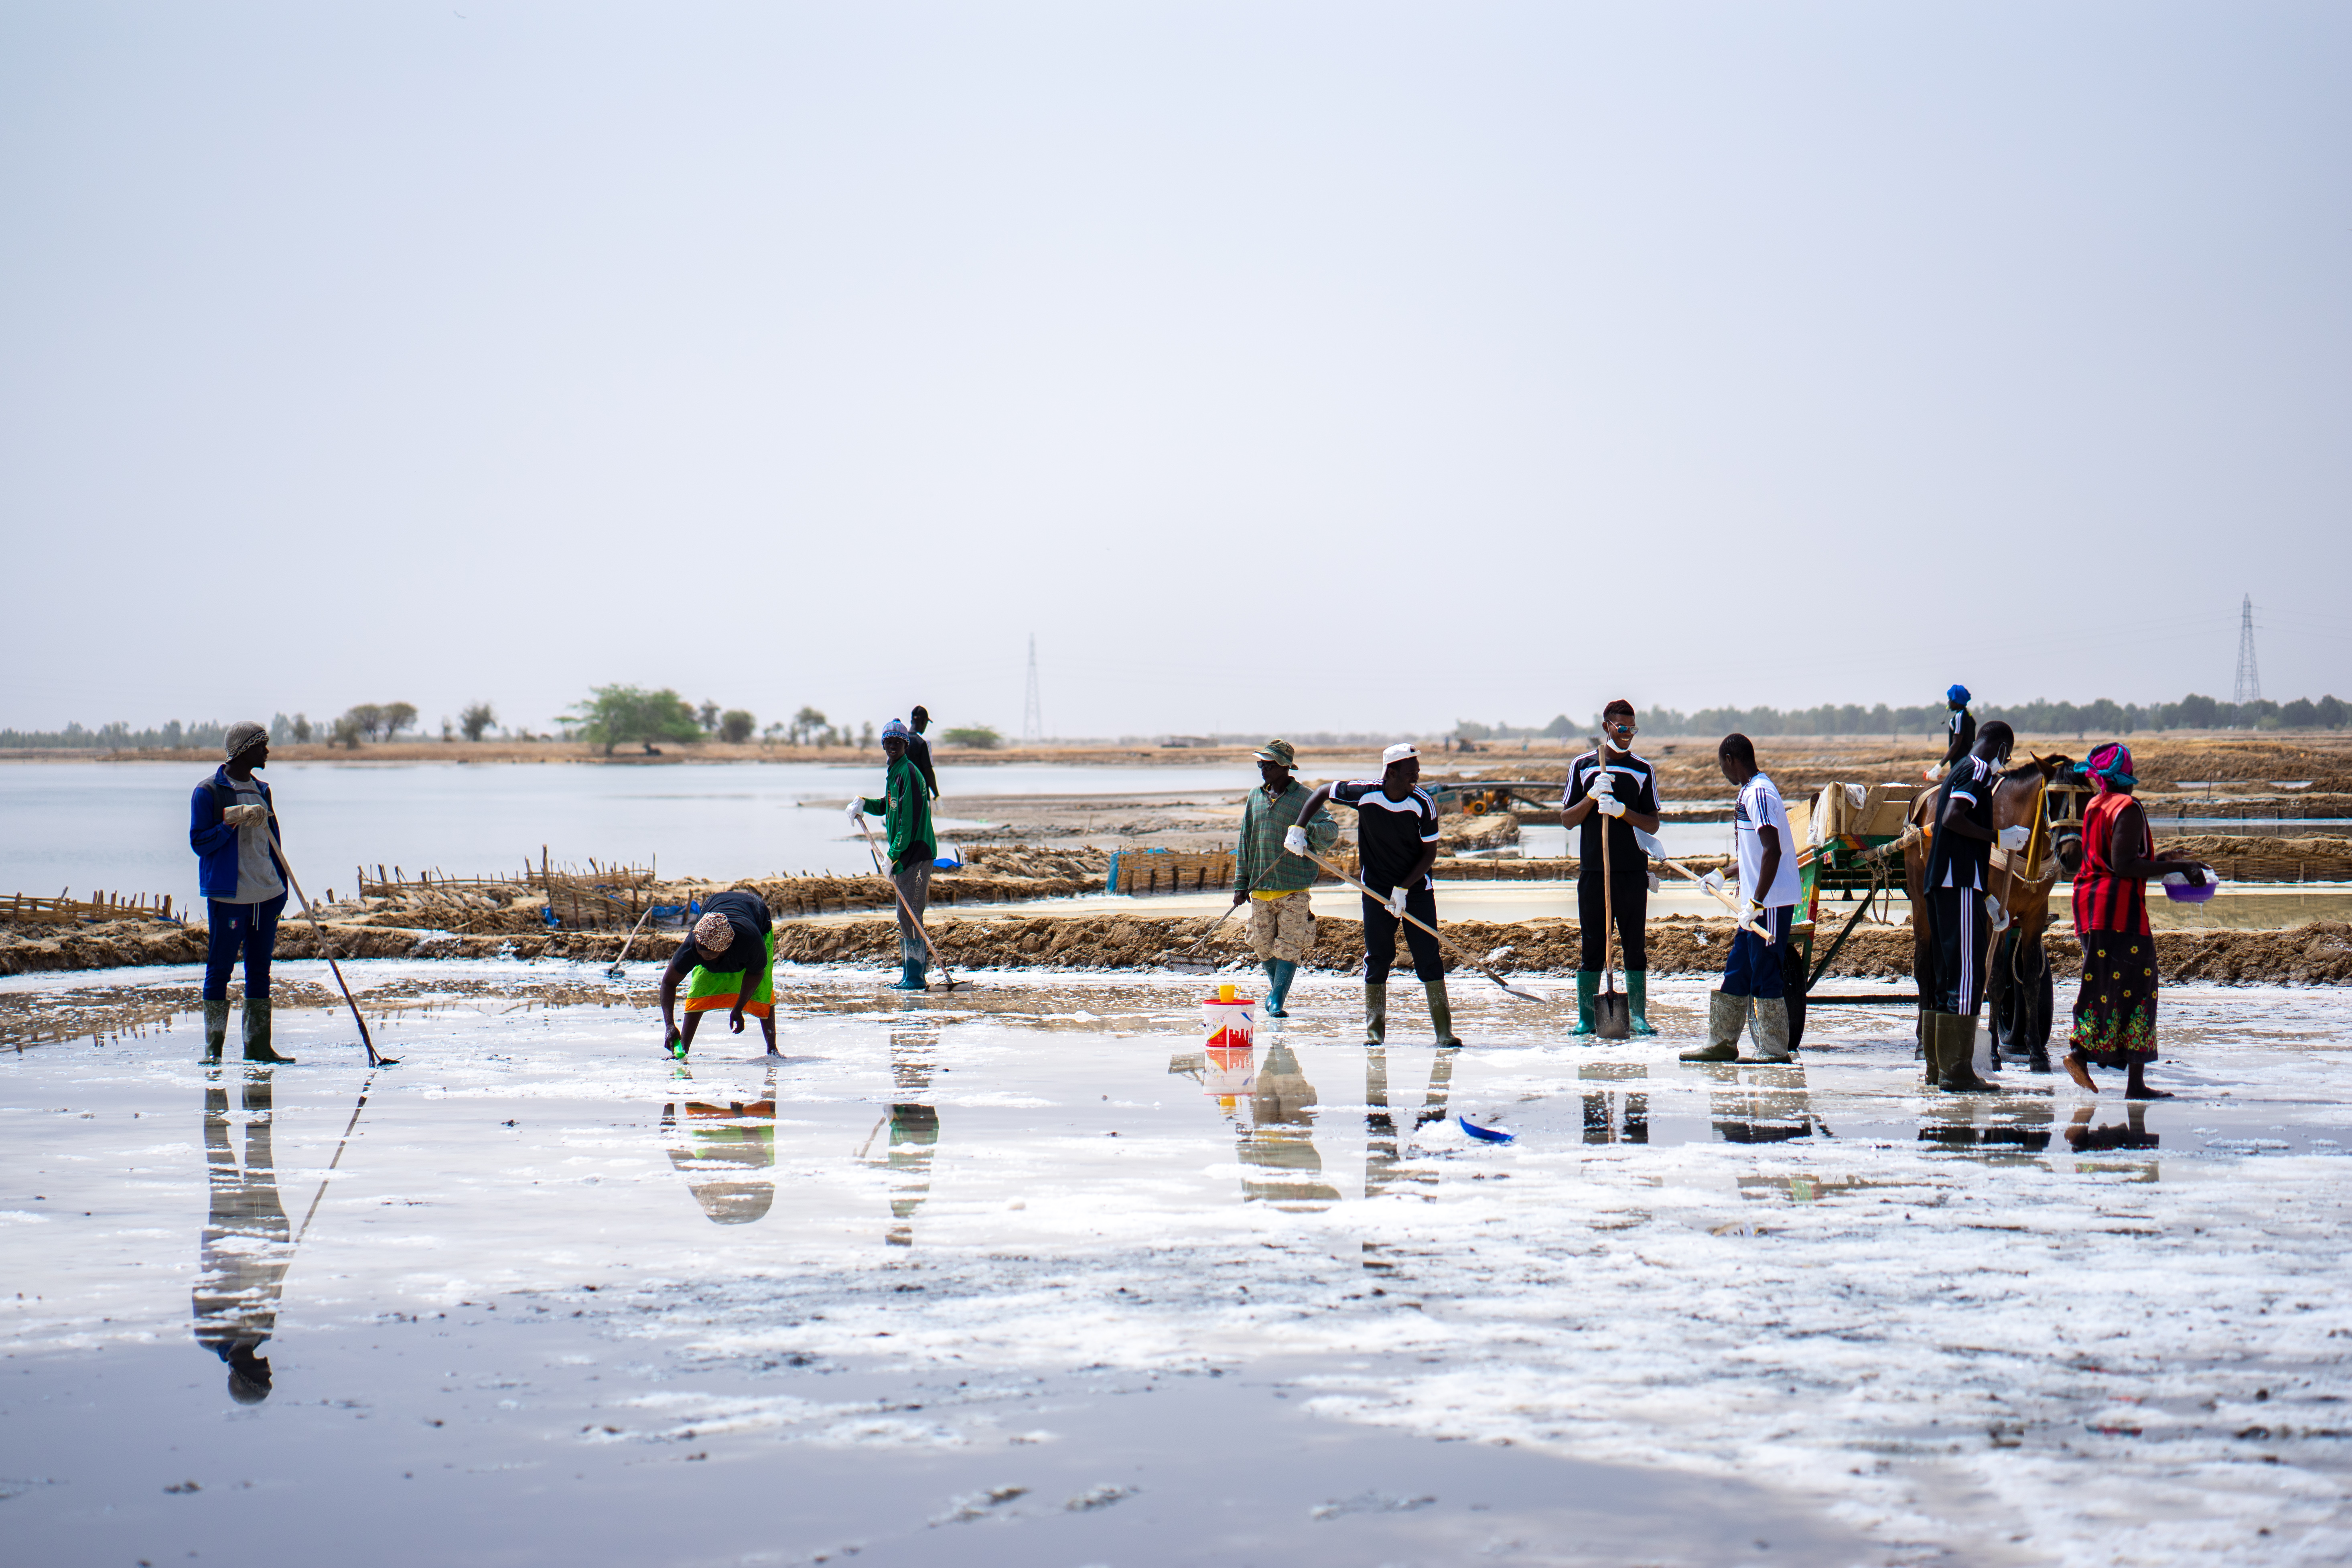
[1720,905,1793,998]
[203,893,286,1001]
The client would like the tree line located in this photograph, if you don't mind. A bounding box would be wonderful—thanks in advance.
[1450,691,2347,742]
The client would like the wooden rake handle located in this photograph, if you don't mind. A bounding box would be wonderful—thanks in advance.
[1301,849,1549,1002]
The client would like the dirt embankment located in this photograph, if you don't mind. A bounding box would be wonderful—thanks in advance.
[11,913,2347,989]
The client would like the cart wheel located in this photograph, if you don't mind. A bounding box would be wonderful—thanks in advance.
[1463,797,1486,817]
[1782,943,1808,1052]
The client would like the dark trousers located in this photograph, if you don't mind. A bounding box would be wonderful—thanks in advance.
[1927,885,1990,1016]
[1720,904,1792,998]
[203,893,286,1002]
[1577,869,1649,971]
[1362,886,1443,984]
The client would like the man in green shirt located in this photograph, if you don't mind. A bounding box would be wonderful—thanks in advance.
[850,718,938,991]
[1231,738,1336,1016]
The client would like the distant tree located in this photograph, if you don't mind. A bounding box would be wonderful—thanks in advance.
[2175,693,2220,729]
[339,704,384,741]
[860,720,876,748]
[2318,695,2347,730]
[330,715,364,750]
[290,713,313,743]
[718,709,755,744]
[942,725,1003,750]
[382,702,419,739]
[459,702,497,742]
[789,706,828,746]
[697,700,721,734]
[562,685,704,756]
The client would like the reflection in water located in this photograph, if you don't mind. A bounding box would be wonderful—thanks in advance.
[662,1059,779,1225]
[879,1027,940,1246]
[1365,1045,1457,1201]
[1240,1043,1338,1211]
[2066,1102,2160,1154]
[1920,1095,2055,1158]
[1578,1063,1648,1146]
[194,1068,295,1403]
[1705,1063,1823,1144]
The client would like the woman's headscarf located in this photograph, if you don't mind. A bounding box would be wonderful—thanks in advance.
[2084,741,2135,795]
[692,911,735,953]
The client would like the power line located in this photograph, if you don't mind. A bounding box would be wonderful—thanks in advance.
[2233,593,2262,706]
[1022,634,1043,744]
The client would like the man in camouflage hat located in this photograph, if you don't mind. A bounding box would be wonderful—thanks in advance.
[1231,738,1335,1017]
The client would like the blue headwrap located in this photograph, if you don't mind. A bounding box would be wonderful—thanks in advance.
[1947,684,1971,707]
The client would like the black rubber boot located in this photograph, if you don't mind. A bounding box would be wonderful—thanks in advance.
[1424,980,1462,1048]
[1362,983,1387,1045]
[240,1000,296,1065]
[202,999,229,1062]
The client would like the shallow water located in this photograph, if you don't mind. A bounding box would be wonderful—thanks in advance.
[0,761,1259,911]
[6,961,2352,1565]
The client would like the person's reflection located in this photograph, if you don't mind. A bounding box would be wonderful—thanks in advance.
[194,1067,295,1403]
[662,1059,779,1225]
[1707,1062,1820,1144]
[1239,1041,1338,1210]
[2065,1101,2160,1153]
[1579,1064,1649,1146]
[1919,1093,2053,1156]
[1365,1044,1457,1200]
[883,1027,940,1246]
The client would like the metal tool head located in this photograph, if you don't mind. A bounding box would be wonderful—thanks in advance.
[1595,988,1632,1040]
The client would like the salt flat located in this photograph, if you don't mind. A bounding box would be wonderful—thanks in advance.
[4,961,2349,1566]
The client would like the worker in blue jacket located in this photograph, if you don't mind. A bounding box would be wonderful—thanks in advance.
[188,721,296,1063]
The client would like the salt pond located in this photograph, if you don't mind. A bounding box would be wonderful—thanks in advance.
[6,963,2352,1566]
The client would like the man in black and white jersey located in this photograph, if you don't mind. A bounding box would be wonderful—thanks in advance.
[1289,743,1462,1047]
[1919,720,2026,1092]
[1561,700,1663,1036]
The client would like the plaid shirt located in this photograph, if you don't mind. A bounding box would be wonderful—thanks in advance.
[1235,779,1337,895]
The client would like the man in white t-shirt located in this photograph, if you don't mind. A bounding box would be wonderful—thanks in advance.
[1681,733,1802,1063]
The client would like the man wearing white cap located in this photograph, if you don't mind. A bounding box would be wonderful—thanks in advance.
[187,721,296,1063]
[1289,744,1461,1047]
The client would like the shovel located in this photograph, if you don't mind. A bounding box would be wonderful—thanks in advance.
[1299,849,1552,1004]
[1592,737,1631,1040]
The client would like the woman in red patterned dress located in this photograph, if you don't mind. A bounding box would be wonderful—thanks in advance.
[2062,742,2210,1098]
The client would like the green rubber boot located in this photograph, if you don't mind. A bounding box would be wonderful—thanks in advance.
[240,1000,296,1065]
[1680,989,1744,1062]
[202,999,229,1062]
[889,958,928,992]
[1572,971,1599,1036]
[1625,972,1657,1037]
[1265,959,1297,1018]
[1424,980,1463,1048]
[1362,983,1387,1045]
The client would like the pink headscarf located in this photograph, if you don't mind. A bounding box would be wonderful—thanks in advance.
[2084,742,2135,795]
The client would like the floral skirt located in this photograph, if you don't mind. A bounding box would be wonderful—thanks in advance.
[2069,929,2158,1066]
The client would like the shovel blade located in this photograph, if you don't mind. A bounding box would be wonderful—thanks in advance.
[1595,989,1632,1040]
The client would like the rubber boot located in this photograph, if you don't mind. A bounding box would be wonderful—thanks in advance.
[1362,983,1388,1045]
[1424,980,1462,1048]
[202,999,230,1062]
[2026,1038,2053,1075]
[1625,972,1657,1037]
[240,1000,296,1065]
[1741,996,1793,1063]
[1938,1013,1993,1093]
[1681,990,1744,1062]
[889,957,928,992]
[1265,959,1297,1018]
[1572,972,1599,1036]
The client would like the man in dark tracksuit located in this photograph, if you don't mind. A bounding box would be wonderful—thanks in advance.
[187,720,297,1063]
[1561,700,1662,1035]
[1291,743,1461,1048]
[1922,721,2028,1091]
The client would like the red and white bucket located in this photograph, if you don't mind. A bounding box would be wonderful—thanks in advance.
[1201,984,1256,1050]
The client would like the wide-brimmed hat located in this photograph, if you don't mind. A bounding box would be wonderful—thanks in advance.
[1382,742,1418,766]
[224,720,268,760]
[1252,738,1296,768]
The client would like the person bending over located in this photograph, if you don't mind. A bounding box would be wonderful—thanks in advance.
[658,890,778,1059]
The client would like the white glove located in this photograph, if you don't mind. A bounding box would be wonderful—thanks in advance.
[1386,886,1408,919]
[1700,869,1725,896]
[1985,893,2012,933]
[1589,775,1615,802]
[845,799,864,823]
[223,803,268,828]
[1998,825,2030,852]
[1597,795,1626,819]
[1282,824,1310,856]
[1739,898,1765,926]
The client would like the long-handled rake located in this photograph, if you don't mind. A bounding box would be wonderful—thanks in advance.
[1166,847,1303,974]
[269,846,399,1068]
[1299,849,1552,1004]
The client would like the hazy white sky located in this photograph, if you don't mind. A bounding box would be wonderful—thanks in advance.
[5,2,2348,740]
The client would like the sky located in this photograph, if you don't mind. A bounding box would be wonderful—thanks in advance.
[4,1,2348,741]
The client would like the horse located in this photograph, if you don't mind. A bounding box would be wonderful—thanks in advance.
[1901,753,2076,1069]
